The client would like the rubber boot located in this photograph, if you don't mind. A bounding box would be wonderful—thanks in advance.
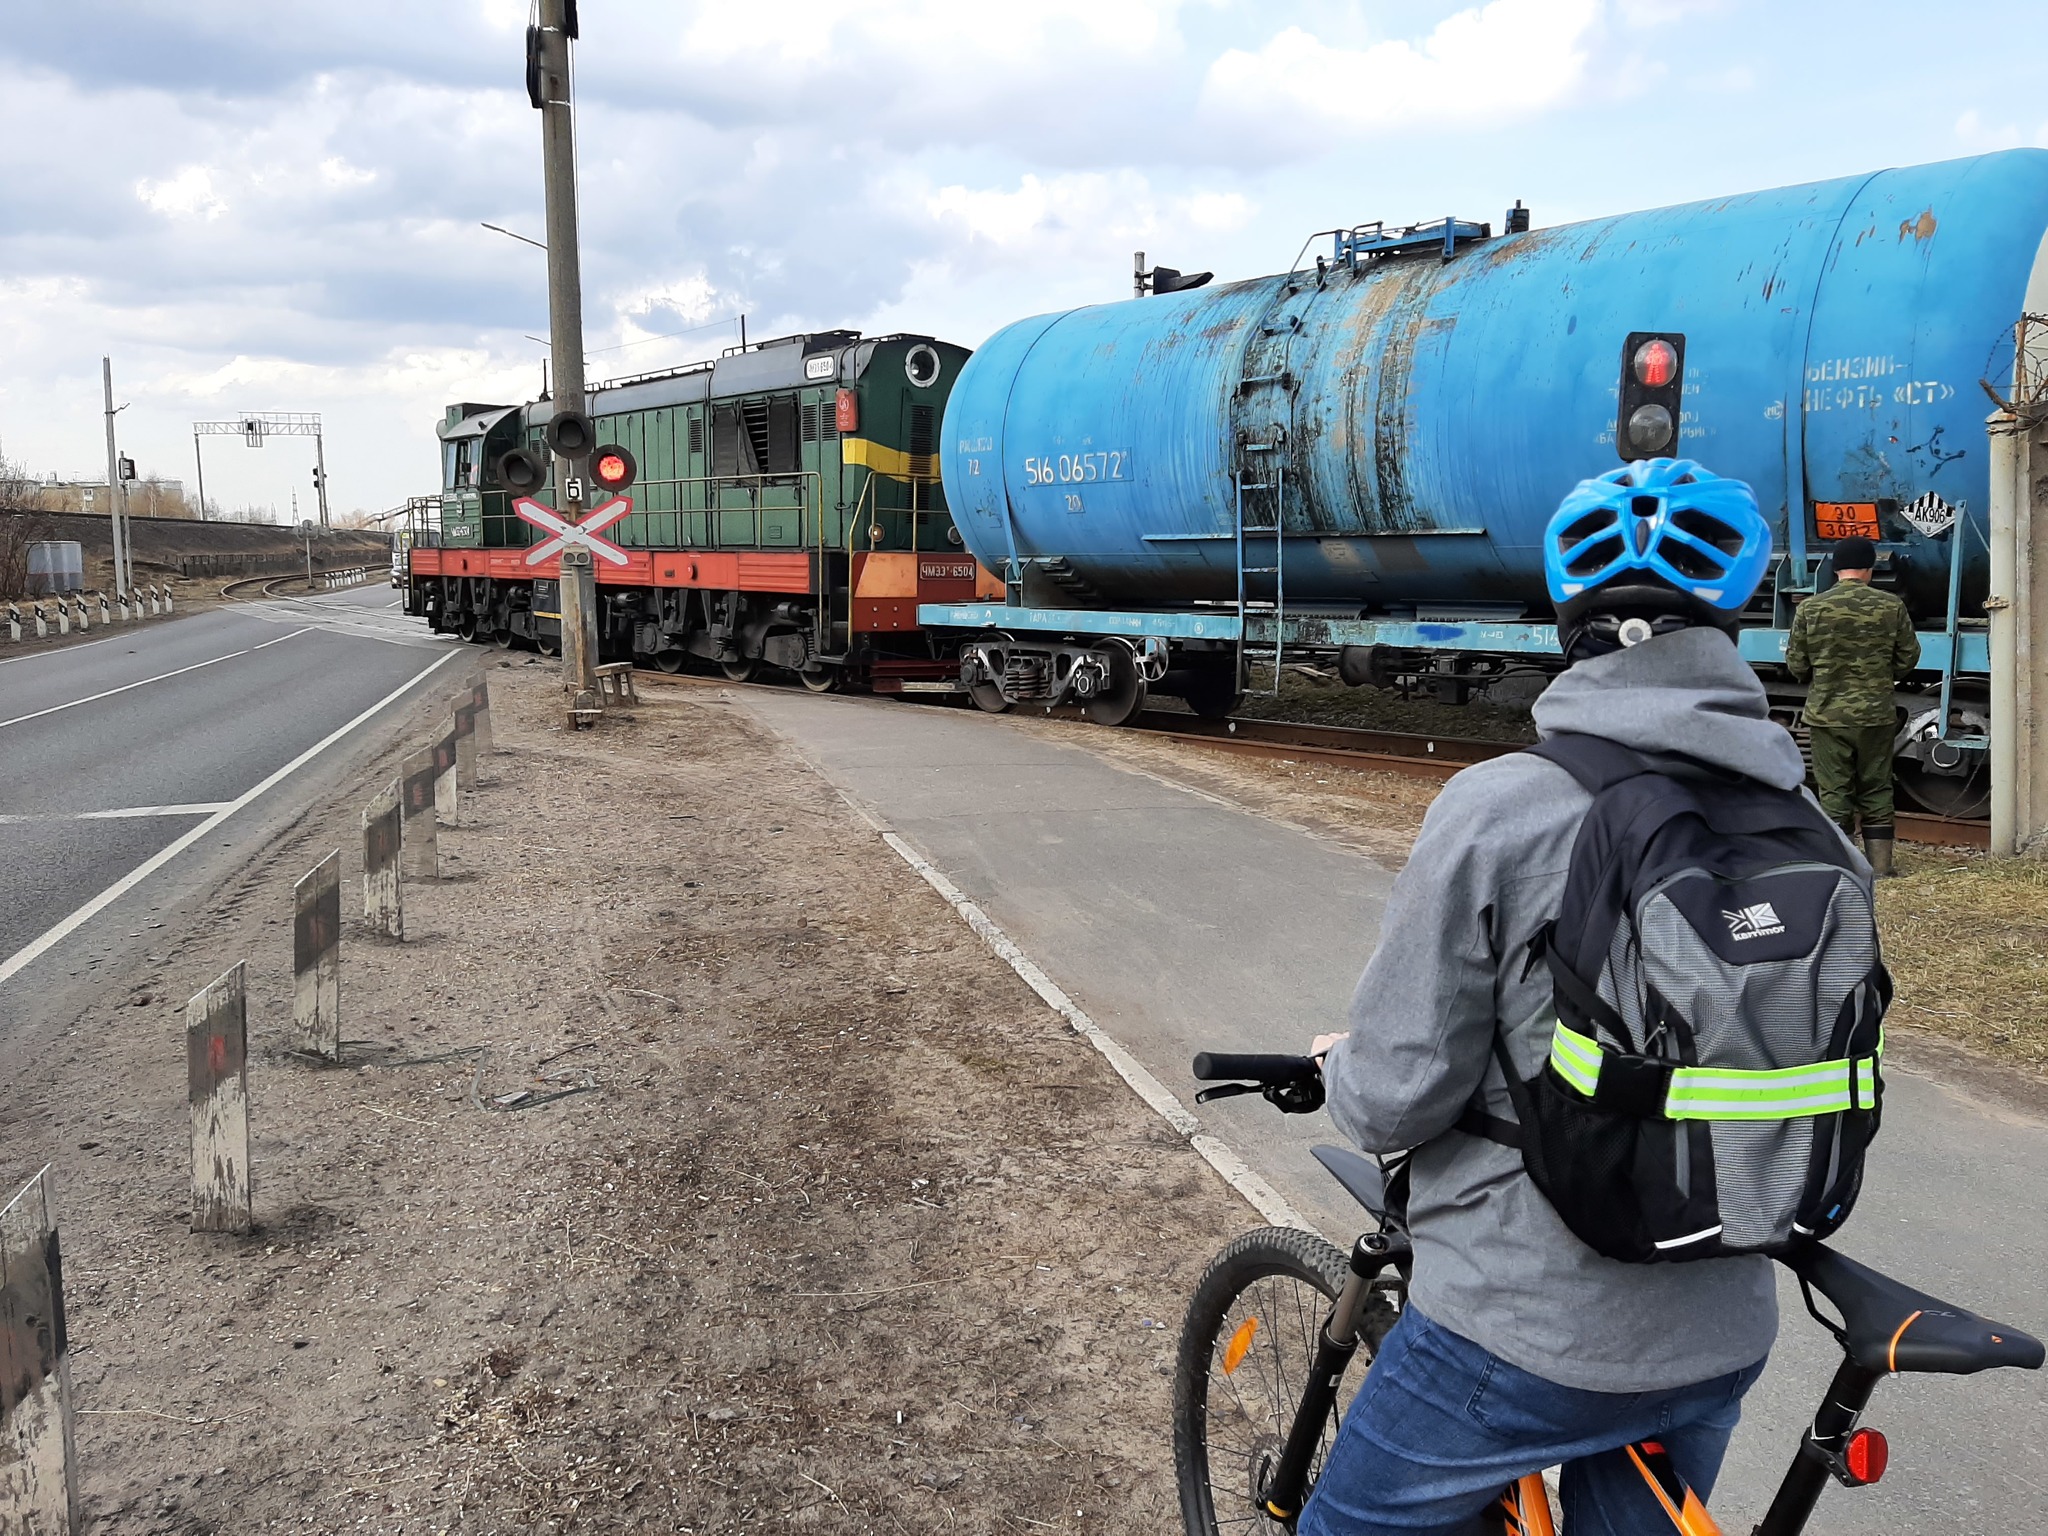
[1862,827,1896,879]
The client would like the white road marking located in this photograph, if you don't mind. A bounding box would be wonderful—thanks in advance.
[0,804,231,824]
[0,629,312,732]
[0,647,463,990]
[0,634,122,668]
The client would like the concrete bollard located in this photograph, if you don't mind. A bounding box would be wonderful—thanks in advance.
[163,584,174,615]
[452,692,478,791]
[362,779,403,939]
[53,600,68,637]
[6,603,19,642]
[75,594,89,632]
[32,603,47,640]
[0,1166,79,1531]
[433,723,460,829]
[292,851,342,1059]
[188,962,253,1235]
[472,676,494,757]
[96,593,110,626]
[399,745,439,879]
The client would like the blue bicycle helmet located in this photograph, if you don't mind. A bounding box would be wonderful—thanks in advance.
[1545,458,1772,659]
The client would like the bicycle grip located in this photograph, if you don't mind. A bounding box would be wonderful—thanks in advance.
[1191,1051,1321,1084]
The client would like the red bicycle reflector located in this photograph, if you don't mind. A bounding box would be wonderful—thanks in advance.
[1844,1427,1888,1484]
[1633,338,1679,389]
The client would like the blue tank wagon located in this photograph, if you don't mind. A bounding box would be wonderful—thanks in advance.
[925,151,2048,812]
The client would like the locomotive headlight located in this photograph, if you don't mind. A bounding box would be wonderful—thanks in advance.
[1631,338,1679,389]
[1626,403,1675,454]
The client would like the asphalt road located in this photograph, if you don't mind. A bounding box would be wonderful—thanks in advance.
[743,685,2048,1536]
[0,586,462,1004]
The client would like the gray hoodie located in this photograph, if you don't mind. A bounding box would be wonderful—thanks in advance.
[1322,626,1837,1393]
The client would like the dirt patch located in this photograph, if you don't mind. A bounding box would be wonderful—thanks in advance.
[0,663,1264,1533]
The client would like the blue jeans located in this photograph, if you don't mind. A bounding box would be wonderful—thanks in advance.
[1298,1306,1765,1535]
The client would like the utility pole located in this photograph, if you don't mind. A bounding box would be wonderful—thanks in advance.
[101,357,131,597]
[533,0,600,713]
[193,430,208,519]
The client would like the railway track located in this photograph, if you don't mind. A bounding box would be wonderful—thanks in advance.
[631,665,1990,850]
[219,570,376,601]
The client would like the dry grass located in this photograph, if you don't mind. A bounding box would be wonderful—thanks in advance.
[1881,848,2048,1068]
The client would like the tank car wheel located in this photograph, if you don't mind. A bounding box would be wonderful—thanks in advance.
[1179,667,1241,722]
[537,634,560,658]
[799,666,838,694]
[492,628,514,650]
[1085,646,1149,728]
[720,658,760,684]
[969,681,1012,714]
[1896,760,1992,820]
[654,648,686,674]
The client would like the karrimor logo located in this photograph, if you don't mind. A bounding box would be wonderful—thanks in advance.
[1724,902,1785,941]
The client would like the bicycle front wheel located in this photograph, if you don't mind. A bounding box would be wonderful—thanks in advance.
[1172,1226,1399,1535]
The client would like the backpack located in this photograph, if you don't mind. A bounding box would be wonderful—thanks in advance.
[1462,733,1890,1263]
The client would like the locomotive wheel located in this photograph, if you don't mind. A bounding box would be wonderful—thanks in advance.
[1896,759,1992,820]
[1085,647,1148,728]
[969,681,1012,714]
[537,633,560,658]
[799,666,838,693]
[720,658,759,684]
[654,648,686,674]
[492,628,514,650]
[456,613,481,643]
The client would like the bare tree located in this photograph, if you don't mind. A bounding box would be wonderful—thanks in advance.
[0,446,48,515]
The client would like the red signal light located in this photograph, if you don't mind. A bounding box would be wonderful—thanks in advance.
[590,444,637,493]
[1633,338,1679,389]
[1844,1428,1888,1485]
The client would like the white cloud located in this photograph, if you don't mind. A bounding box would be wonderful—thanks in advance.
[1201,0,1602,136]
[136,165,229,220]
[1954,108,2048,151]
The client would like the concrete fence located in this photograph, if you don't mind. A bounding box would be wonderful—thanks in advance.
[0,1167,78,1532]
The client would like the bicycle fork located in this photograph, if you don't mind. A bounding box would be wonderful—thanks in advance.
[1259,1229,1412,1526]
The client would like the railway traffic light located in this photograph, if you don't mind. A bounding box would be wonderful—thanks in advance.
[544,408,596,458]
[493,447,546,495]
[1616,332,1686,460]
[311,466,325,491]
[590,444,637,494]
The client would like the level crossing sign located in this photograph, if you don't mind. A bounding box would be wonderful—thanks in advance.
[514,495,633,566]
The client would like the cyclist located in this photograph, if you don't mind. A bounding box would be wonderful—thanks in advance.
[1300,461,1851,1535]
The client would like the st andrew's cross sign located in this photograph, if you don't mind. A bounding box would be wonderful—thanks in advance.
[514,495,633,567]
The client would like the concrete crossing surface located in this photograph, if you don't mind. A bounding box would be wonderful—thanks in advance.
[743,685,2048,1536]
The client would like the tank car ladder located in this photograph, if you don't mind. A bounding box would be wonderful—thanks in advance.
[1234,459,1286,694]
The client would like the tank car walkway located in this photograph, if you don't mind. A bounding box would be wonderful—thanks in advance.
[740,686,2048,1536]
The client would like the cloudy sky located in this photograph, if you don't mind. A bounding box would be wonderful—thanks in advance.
[3,0,2043,519]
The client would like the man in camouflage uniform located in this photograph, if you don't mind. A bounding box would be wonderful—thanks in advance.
[1785,535,1920,876]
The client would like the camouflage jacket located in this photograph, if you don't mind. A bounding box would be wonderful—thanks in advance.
[1784,578,1920,727]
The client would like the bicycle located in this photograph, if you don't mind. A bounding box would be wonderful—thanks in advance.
[1172,1051,2045,1535]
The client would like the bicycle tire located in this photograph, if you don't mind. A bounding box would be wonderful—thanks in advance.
[1173,1226,1401,1535]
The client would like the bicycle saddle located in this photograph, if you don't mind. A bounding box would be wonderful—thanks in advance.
[1783,1244,2045,1376]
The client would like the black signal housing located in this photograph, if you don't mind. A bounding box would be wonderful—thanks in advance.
[591,444,637,495]
[545,409,597,458]
[493,447,547,495]
[1616,331,1686,461]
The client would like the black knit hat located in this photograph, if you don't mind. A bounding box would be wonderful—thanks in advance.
[1832,535,1877,571]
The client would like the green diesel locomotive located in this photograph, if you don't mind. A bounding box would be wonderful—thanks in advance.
[403,329,996,691]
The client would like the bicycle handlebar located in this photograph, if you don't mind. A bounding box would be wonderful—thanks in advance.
[1192,1052,1322,1086]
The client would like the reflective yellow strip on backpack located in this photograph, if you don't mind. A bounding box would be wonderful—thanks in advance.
[1665,1057,1879,1120]
[1548,1022,1604,1097]
[1548,1022,1881,1120]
